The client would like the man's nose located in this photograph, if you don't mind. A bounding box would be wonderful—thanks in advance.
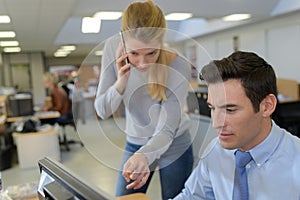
[211,111,225,129]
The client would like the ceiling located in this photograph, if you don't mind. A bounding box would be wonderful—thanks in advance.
[0,0,298,59]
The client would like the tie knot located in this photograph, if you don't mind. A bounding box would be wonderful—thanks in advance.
[235,150,252,168]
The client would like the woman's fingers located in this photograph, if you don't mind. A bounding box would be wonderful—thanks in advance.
[122,153,150,190]
[126,171,150,190]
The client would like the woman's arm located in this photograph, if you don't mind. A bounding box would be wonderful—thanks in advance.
[123,58,192,190]
[94,36,130,119]
[138,58,191,164]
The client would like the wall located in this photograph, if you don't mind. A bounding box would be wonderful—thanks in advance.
[0,52,101,106]
[2,10,300,105]
[1,52,46,106]
[182,10,300,82]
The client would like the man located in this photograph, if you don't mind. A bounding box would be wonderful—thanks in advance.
[172,51,300,199]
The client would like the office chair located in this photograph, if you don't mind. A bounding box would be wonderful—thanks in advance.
[58,84,84,151]
[58,111,84,151]
[272,100,300,138]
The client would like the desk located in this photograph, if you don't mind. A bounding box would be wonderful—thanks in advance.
[0,116,6,135]
[6,111,60,123]
[12,128,61,169]
[117,193,151,200]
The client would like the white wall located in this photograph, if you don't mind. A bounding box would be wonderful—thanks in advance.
[182,10,300,82]
[1,52,46,105]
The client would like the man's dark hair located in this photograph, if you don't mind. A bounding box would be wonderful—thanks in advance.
[200,51,277,112]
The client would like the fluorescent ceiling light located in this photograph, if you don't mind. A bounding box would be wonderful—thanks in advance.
[0,41,19,47]
[95,50,103,56]
[56,49,70,53]
[81,17,101,33]
[0,31,16,38]
[60,45,76,51]
[165,13,193,21]
[3,47,21,53]
[222,14,251,21]
[94,11,122,20]
[0,15,10,23]
[54,51,68,57]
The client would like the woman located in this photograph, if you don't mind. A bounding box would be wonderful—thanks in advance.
[94,1,194,199]
[42,72,71,123]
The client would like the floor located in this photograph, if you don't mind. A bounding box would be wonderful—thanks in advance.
[1,117,162,200]
[1,113,216,199]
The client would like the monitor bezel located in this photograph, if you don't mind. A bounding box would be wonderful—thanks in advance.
[37,157,112,200]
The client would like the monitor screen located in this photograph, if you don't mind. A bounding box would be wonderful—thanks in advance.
[6,93,34,117]
[37,157,113,200]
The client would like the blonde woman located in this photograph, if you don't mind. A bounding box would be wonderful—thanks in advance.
[94,1,193,199]
[42,72,70,124]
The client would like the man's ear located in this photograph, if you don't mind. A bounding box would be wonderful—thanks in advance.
[261,94,277,117]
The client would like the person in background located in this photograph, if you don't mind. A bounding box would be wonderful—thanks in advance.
[94,0,194,199]
[172,51,300,199]
[42,72,71,124]
[72,77,86,125]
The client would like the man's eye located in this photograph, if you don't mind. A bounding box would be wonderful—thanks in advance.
[226,109,236,113]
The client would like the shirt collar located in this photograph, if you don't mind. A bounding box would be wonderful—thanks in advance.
[248,120,283,166]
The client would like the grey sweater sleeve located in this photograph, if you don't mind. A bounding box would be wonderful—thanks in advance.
[94,36,123,119]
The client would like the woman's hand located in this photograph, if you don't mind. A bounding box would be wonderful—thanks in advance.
[114,44,131,94]
[41,105,49,111]
[122,152,150,190]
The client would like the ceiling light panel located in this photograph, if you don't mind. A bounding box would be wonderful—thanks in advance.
[54,51,68,57]
[0,15,11,23]
[0,41,19,46]
[93,12,122,20]
[61,45,76,51]
[3,47,21,53]
[95,50,103,56]
[81,17,101,33]
[165,13,193,21]
[0,31,16,38]
[222,14,251,21]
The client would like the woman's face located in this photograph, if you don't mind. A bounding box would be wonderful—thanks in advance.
[125,38,161,72]
[44,79,51,88]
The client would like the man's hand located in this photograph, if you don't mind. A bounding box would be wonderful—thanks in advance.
[122,152,150,190]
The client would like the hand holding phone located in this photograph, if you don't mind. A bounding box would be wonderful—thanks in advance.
[120,31,130,64]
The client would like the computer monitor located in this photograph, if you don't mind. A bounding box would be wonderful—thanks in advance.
[272,100,300,138]
[6,93,34,117]
[37,157,113,200]
[187,84,211,117]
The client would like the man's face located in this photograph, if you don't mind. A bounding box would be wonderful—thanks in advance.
[207,79,267,151]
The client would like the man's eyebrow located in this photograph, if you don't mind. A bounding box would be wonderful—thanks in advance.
[222,104,238,108]
[207,103,238,109]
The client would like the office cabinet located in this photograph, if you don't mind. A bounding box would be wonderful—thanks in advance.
[13,129,61,169]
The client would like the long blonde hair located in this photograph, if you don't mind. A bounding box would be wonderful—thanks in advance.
[121,0,171,101]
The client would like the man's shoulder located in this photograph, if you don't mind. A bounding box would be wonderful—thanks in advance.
[283,131,300,152]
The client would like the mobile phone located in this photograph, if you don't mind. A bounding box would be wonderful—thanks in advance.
[119,31,130,64]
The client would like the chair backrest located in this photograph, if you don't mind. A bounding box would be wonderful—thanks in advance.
[61,84,70,96]
[273,100,300,137]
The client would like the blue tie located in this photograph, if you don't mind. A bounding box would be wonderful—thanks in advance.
[233,150,252,200]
